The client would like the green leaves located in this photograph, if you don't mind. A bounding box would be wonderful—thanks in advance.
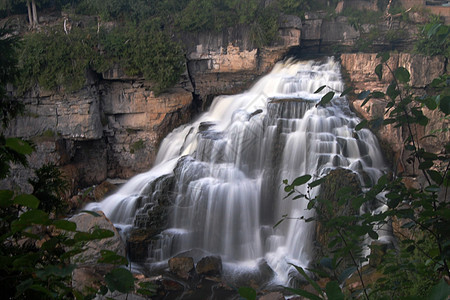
[104,268,135,293]
[394,67,410,84]
[5,138,33,155]
[53,219,77,231]
[427,278,450,300]
[292,175,312,186]
[0,189,14,207]
[340,87,353,97]
[377,52,390,63]
[289,264,324,299]
[314,85,327,93]
[284,175,312,199]
[11,209,50,233]
[357,90,371,100]
[13,194,39,209]
[98,250,128,265]
[238,287,257,300]
[439,95,450,115]
[74,228,114,242]
[355,119,368,131]
[280,51,449,300]
[325,281,344,300]
[317,91,335,107]
[375,64,382,81]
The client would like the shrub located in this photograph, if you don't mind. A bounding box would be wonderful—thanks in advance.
[100,20,185,93]
[414,17,449,58]
[17,26,108,94]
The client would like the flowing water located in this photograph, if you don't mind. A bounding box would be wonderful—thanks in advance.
[86,57,387,284]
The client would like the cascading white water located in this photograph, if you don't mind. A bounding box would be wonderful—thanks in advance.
[86,57,387,283]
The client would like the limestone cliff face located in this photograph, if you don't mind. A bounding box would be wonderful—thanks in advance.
[2,80,194,193]
[341,53,448,181]
[1,17,303,194]
[2,11,446,196]
[184,16,302,102]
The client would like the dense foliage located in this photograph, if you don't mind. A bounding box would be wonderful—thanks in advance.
[17,25,108,93]
[2,0,325,94]
[414,16,449,58]
[16,19,185,94]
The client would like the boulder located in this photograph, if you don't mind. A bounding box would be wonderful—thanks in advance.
[93,180,118,201]
[126,228,158,262]
[69,211,126,293]
[69,211,125,264]
[196,256,223,276]
[340,52,449,177]
[168,257,195,279]
[259,291,285,300]
[314,169,362,272]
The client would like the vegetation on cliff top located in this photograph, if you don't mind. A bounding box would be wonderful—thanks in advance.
[1,0,448,94]
[0,0,317,94]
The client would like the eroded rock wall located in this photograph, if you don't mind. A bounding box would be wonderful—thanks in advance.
[1,17,303,195]
[184,17,302,101]
[341,53,448,180]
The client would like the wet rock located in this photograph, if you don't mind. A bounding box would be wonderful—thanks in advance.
[169,257,195,279]
[315,168,361,271]
[93,180,118,201]
[72,266,104,295]
[369,241,390,268]
[69,211,126,265]
[341,52,448,179]
[196,256,223,276]
[68,211,126,293]
[259,291,285,300]
[127,228,159,262]
[199,122,216,132]
[250,109,263,118]
[162,279,184,291]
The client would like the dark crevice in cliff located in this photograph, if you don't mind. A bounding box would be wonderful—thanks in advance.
[185,57,202,113]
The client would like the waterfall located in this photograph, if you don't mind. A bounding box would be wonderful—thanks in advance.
[85,57,387,283]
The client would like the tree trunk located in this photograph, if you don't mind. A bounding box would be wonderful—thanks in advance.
[26,1,32,27]
[31,0,38,27]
